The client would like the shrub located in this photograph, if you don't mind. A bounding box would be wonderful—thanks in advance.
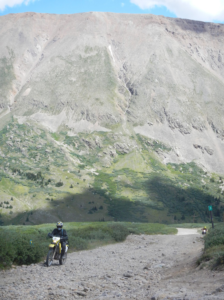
[0,232,46,268]
[0,235,16,267]
[55,181,63,187]
[198,224,224,268]
[204,226,224,249]
[69,237,88,250]
[89,229,111,241]
[13,236,45,265]
[108,223,129,242]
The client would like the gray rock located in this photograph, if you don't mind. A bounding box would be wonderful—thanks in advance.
[204,146,214,155]
[76,290,87,296]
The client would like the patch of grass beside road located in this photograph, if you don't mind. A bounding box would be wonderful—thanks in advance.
[0,222,176,269]
[168,223,211,228]
[198,223,224,269]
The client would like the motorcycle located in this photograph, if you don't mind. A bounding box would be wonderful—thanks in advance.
[202,229,207,235]
[46,234,68,267]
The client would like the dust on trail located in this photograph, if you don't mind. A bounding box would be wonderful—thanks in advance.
[1,229,224,300]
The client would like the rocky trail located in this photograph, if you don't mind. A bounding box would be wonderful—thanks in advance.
[1,229,224,300]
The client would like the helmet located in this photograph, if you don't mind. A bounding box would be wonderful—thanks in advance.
[204,226,207,229]
[57,221,63,231]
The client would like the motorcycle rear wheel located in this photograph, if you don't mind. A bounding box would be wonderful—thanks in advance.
[46,249,54,267]
[59,252,67,265]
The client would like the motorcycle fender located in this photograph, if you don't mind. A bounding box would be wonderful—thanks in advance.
[49,244,55,248]
[59,243,61,253]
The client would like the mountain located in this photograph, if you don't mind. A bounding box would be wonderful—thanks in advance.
[0,12,224,225]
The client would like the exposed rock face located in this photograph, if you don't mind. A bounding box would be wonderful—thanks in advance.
[0,12,224,172]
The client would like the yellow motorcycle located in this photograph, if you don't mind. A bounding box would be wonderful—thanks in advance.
[46,235,68,267]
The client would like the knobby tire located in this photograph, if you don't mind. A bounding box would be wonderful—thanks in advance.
[59,252,67,265]
[46,249,54,267]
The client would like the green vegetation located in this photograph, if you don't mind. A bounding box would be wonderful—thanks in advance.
[168,223,210,228]
[0,118,224,226]
[0,222,176,268]
[198,223,224,269]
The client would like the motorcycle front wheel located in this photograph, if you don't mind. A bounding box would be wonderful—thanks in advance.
[46,249,54,267]
[59,252,67,265]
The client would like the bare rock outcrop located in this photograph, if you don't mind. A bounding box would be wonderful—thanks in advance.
[0,12,224,173]
[193,144,214,155]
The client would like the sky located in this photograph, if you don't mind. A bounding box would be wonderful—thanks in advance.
[0,0,224,23]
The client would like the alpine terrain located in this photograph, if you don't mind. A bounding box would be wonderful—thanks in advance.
[0,12,224,225]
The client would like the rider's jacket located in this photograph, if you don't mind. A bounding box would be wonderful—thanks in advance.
[51,228,68,241]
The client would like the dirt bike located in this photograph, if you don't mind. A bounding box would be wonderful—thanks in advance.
[46,234,68,267]
[202,229,207,235]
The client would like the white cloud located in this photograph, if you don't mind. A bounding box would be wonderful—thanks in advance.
[0,0,35,11]
[130,0,224,21]
[121,2,125,7]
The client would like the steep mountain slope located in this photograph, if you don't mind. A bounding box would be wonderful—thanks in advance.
[0,12,224,225]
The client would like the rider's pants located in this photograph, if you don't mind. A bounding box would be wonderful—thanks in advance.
[61,241,66,256]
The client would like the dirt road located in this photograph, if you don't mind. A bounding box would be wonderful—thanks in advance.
[1,229,224,300]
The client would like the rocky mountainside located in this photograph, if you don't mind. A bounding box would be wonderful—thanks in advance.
[0,12,224,225]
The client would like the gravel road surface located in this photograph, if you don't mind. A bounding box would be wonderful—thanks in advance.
[1,229,224,300]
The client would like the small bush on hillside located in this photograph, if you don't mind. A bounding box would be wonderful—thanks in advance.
[55,181,63,187]
[108,223,129,242]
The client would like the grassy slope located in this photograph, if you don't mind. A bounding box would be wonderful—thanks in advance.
[0,119,224,225]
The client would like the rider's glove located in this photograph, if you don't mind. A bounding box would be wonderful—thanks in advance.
[48,233,53,238]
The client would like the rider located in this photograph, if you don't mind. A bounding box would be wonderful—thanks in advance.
[48,221,68,258]
[202,226,207,232]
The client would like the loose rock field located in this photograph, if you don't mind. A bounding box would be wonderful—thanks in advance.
[1,229,224,300]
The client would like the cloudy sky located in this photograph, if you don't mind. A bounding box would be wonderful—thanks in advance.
[0,0,224,23]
